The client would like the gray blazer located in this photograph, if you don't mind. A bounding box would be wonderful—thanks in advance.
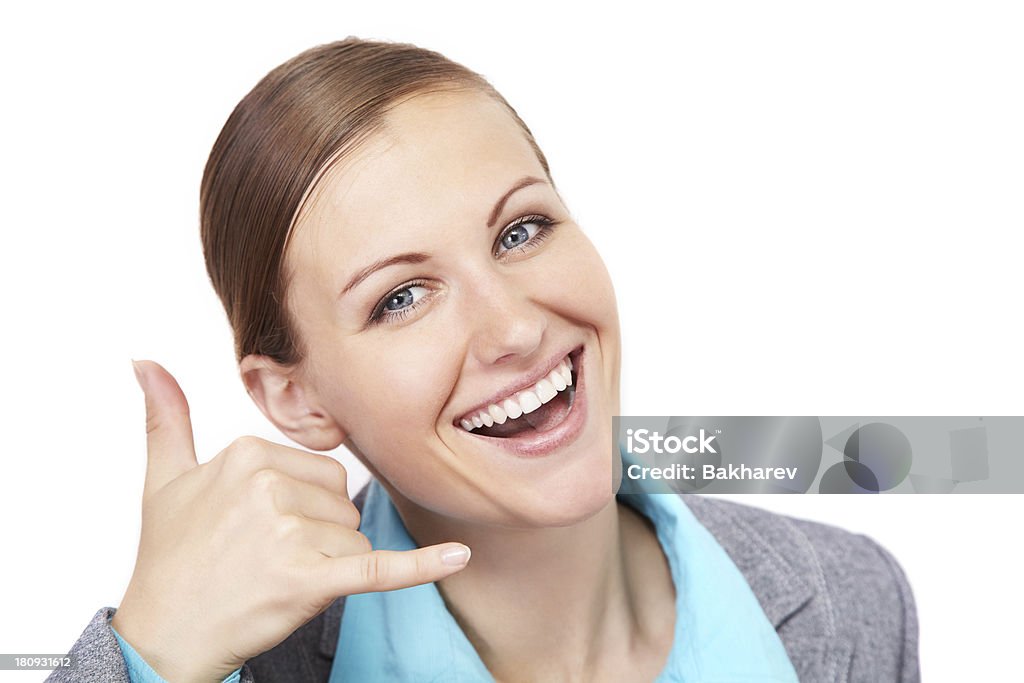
[50,490,920,682]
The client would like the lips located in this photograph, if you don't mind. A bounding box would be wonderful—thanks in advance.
[458,356,573,432]
[455,346,588,458]
[454,346,581,428]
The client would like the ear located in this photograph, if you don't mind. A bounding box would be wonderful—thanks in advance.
[239,354,346,452]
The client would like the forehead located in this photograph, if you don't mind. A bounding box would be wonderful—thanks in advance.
[288,89,547,274]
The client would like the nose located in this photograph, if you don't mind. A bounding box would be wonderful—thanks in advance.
[465,270,548,367]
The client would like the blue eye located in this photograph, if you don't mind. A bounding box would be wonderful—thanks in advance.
[370,282,429,324]
[495,215,555,256]
[369,215,558,327]
[383,285,427,312]
[500,223,536,250]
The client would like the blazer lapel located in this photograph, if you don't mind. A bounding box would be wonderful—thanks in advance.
[681,494,816,626]
[682,494,842,681]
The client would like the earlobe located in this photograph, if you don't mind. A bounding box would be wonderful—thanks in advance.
[239,354,346,452]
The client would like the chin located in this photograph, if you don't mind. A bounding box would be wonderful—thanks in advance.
[499,456,618,529]
[541,486,617,529]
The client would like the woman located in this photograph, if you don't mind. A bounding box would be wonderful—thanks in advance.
[52,39,918,682]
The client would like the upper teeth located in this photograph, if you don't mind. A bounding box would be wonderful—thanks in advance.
[460,356,574,432]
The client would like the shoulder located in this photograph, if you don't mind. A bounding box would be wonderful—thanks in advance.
[683,495,920,682]
[686,494,916,602]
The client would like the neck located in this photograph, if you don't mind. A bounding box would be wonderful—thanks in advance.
[389,490,675,682]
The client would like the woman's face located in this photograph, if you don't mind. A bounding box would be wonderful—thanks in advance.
[284,89,621,529]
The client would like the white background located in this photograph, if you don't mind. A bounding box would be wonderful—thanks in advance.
[2,1,1022,681]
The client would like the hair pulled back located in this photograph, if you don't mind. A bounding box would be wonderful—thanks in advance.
[200,38,550,366]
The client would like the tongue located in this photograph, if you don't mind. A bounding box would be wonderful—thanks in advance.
[475,390,571,438]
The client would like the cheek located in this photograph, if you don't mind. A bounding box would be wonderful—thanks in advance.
[330,330,465,499]
[291,285,459,442]
[540,229,621,407]
[317,331,460,443]
[547,229,619,331]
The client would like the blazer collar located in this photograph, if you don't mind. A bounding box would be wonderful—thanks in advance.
[681,495,852,681]
[680,494,817,627]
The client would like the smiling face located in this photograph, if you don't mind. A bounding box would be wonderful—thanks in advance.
[283,89,621,529]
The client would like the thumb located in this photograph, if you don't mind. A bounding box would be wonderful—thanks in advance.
[324,543,472,597]
[132,359,199,497]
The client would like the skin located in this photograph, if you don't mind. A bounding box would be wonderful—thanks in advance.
[111,360,477,683]
[242,90,677,681]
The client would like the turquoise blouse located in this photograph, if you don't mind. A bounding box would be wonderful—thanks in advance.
[110,619,241,682]
[330,476,799,682]
[113,461,798,682]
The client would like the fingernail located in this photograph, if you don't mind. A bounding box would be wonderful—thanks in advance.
[131,360,147,392]
[441,544,471,566]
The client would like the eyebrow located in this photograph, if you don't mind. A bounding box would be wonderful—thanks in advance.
[339,175,549,297]
[339,252,430,297]
[487,176,547,227]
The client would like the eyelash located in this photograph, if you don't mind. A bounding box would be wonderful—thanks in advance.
[367,214,558,325]
[493,214,556,258]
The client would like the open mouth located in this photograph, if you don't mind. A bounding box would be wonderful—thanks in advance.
[457,347,582,439]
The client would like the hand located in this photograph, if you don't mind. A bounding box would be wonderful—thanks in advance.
[110,360,471,683]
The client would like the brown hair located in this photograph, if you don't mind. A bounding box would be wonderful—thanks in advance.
[200,38,551,366]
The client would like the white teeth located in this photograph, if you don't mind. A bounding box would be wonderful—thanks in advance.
[503,398,523,420]
[460,354,577,432]
[535,379,557,402]
[518,390,542,413]
[488,404,508,424]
